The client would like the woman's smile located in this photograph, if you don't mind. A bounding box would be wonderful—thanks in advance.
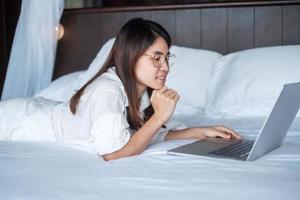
[156,75,166,81]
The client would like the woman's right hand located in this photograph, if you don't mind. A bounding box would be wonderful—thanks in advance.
[150,86,180,124]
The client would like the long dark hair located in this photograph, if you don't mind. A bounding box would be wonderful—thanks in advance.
[70,18,171,130]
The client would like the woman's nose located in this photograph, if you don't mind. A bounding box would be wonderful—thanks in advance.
[160,61,169,72]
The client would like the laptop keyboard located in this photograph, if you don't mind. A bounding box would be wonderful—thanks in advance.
[208,140,255,158]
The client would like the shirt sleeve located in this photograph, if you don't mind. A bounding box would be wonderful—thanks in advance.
[88,87,130,156]
[90,113,130,155]
[150,120,187,144]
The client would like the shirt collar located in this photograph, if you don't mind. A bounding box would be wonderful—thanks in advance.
[139,90,151,112]
[106,67,150,112]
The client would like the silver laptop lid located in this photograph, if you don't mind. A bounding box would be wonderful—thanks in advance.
[247,82,300,161]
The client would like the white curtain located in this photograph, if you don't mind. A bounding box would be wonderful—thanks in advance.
[1,0,64,101]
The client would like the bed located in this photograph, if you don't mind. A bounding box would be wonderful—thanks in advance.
[1,1,300,199]
[1,116,299,199]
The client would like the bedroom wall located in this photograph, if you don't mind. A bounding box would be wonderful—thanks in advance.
[54,3,300,79]
[0,1,6,95]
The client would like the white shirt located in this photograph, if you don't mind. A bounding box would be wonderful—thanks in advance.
[52,68,186,155]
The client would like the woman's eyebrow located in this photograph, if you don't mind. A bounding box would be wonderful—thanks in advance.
[152,50,170,55]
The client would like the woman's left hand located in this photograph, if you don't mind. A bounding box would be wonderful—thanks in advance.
[194,125,241,140]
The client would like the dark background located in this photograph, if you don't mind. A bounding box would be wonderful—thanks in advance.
[66,0,298,8]
[0,0,21,98]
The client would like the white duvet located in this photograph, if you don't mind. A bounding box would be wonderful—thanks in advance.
[1,110,299,200]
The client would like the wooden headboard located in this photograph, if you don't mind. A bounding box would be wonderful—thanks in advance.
[53,1,300,79]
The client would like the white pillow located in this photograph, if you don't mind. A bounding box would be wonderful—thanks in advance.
[74,38,116,90]
[167,45,222,109]
[34,71,84,102]
[205,45,300,118]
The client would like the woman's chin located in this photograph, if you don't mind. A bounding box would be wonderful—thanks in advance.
[154,84,166,90]
[149,83,165,90]
[147,79,166,90]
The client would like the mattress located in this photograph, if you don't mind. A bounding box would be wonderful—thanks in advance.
[1,113,300,200]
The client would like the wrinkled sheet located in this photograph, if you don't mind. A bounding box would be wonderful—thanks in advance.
[0,114,299,200]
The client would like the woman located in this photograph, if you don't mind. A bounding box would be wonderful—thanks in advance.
[0,18,240,161]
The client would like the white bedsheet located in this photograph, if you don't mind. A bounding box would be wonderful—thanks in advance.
[1,114,300,200]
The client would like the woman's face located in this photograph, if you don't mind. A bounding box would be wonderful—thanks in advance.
[135,37,170,93]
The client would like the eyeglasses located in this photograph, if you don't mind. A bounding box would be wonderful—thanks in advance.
[143,53,176,68]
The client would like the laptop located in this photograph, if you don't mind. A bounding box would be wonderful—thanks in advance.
[168,82,300,161]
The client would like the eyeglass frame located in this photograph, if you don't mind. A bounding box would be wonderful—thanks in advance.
[143,52,176,68]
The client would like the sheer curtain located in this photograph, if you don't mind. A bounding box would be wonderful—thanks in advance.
[1,0,64,100]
